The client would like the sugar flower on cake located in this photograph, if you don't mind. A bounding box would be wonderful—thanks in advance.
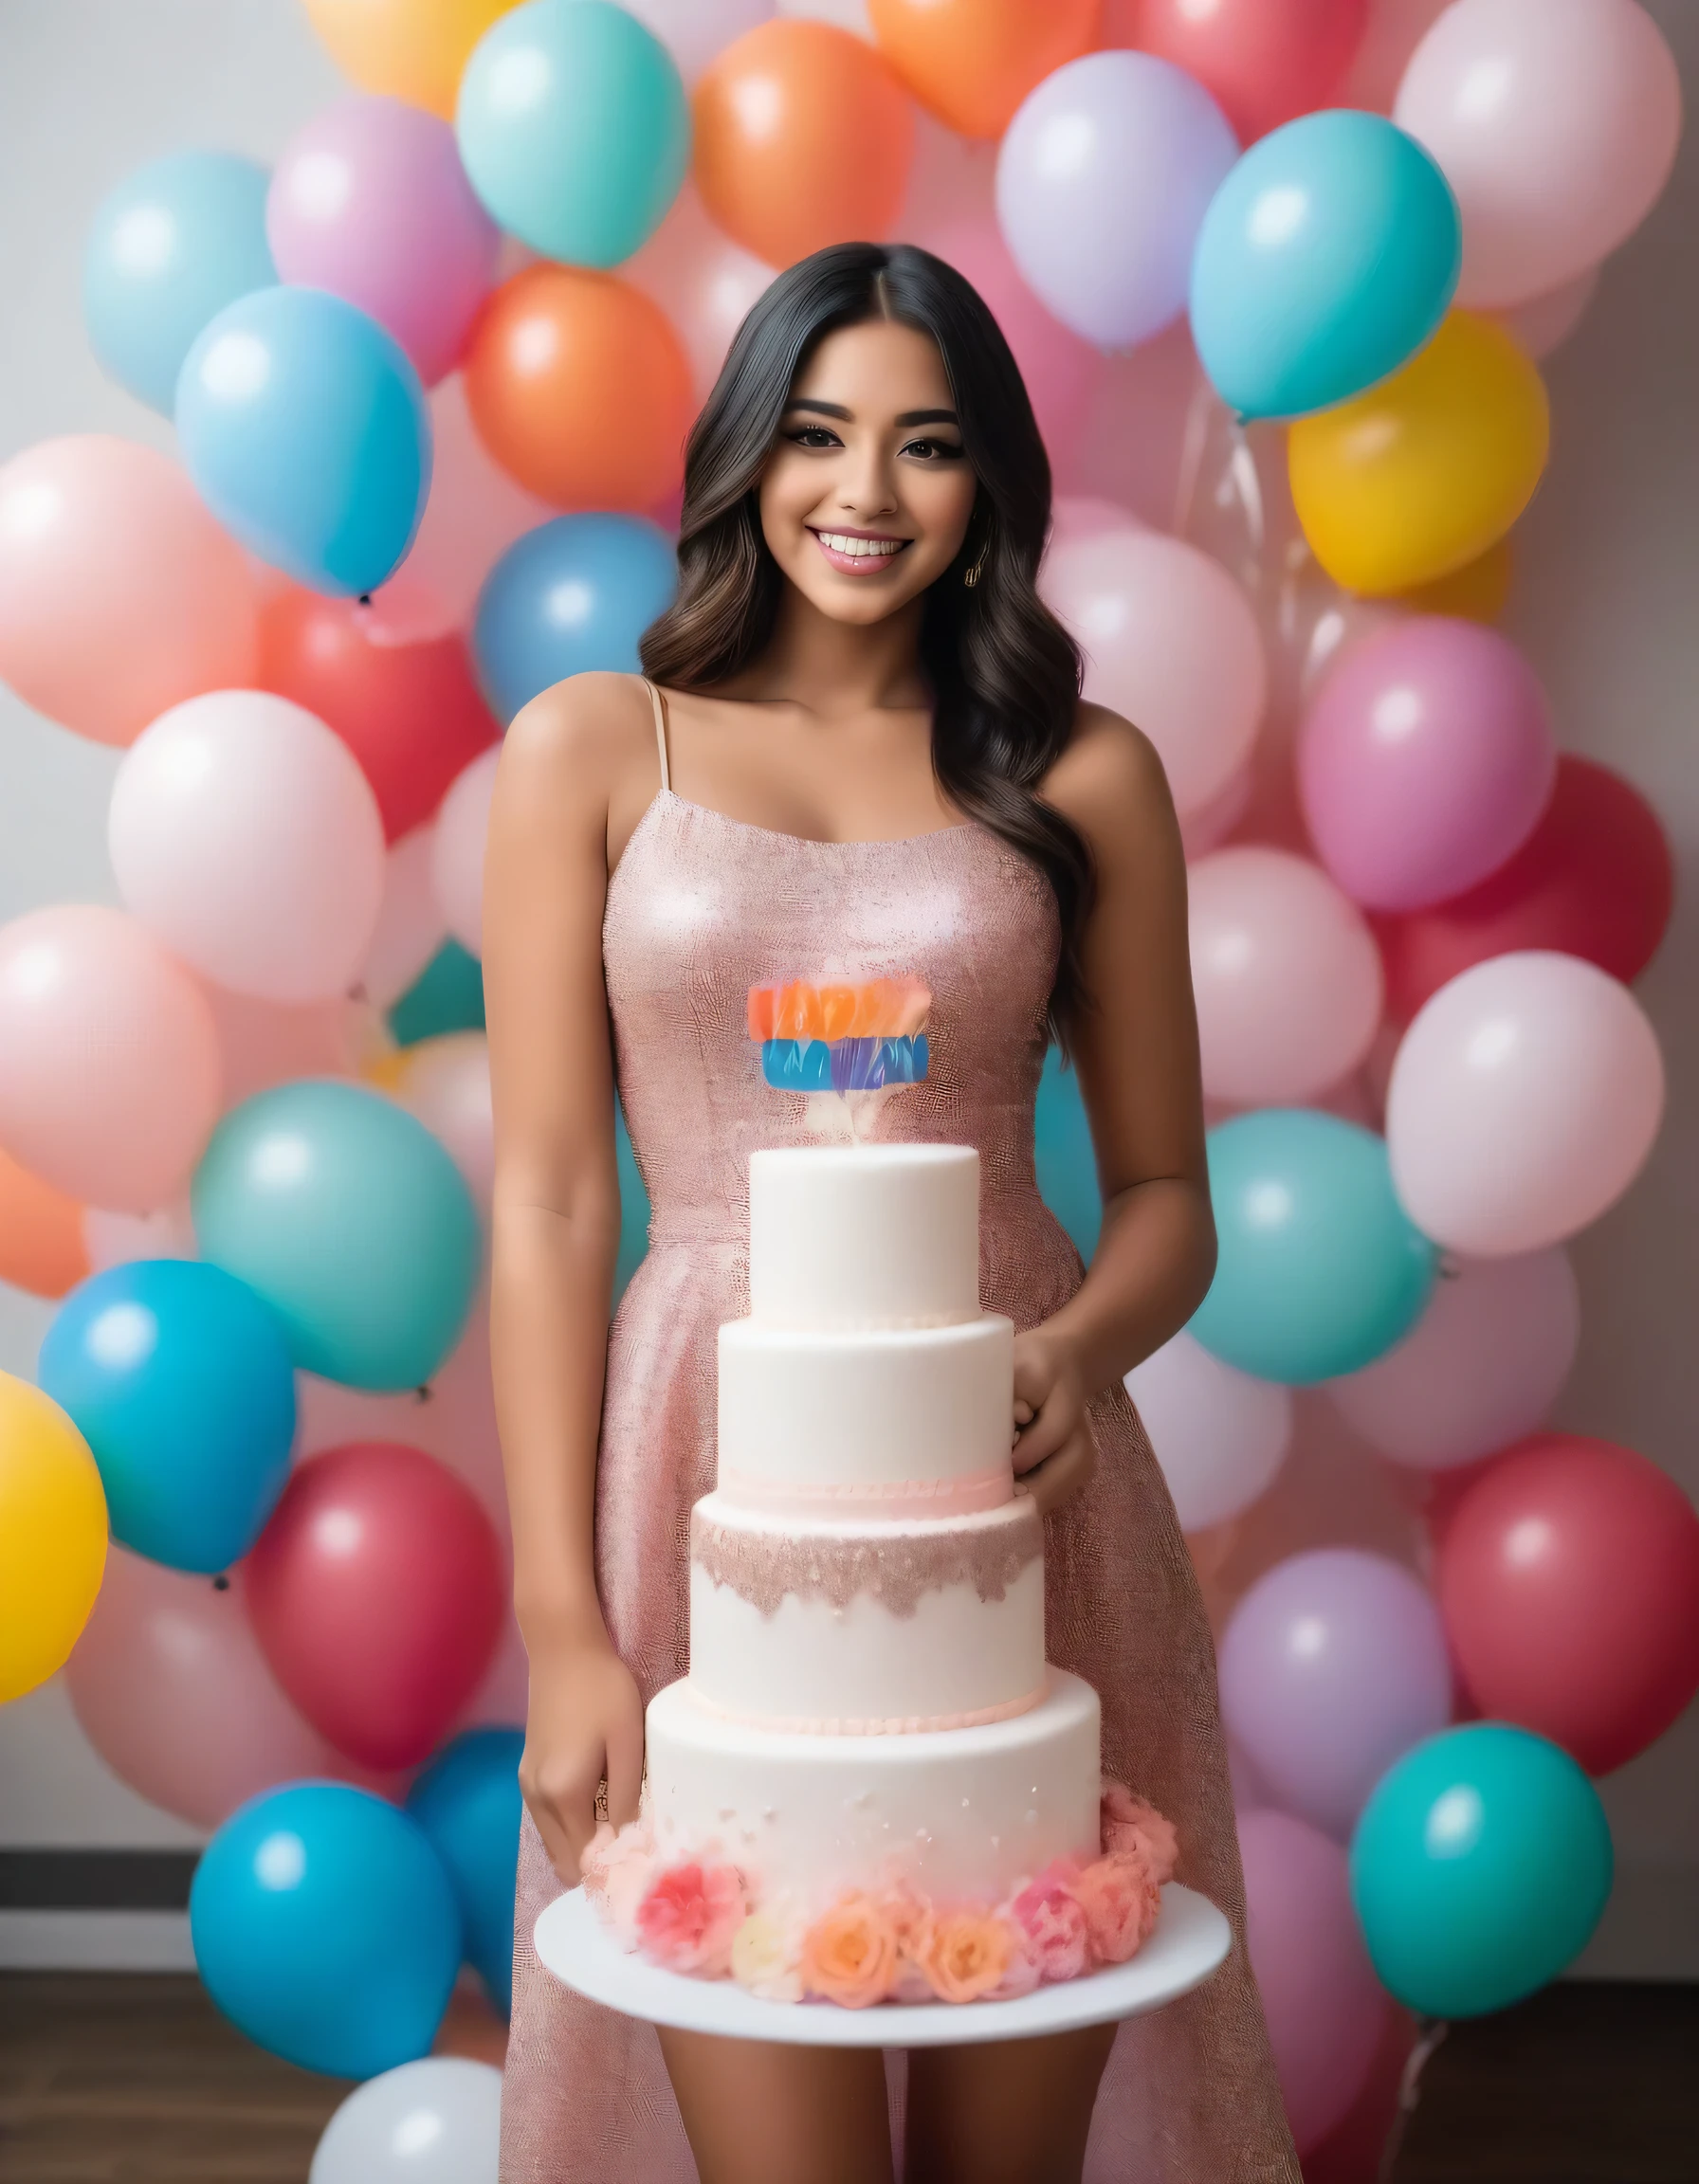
[1101,1780,1179,1884]
[880,1879,940,2004]
[800,1892,900,2008]
[635,1859,748,1978]
[1010,1860,1092,1984]
[730,1908,804,2003]
[579,1817,658,1948]
[921,1907,1014,2004]
[1074,1850,1162,1966]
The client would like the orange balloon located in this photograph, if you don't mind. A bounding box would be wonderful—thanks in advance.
[464,265,693,512]
[870,0,1101,138]
[0,1148,88,1300]
[694,21,916,270]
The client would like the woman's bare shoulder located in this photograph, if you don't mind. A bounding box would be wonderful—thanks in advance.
[500,670,657,788]
[1041,701,1179,851]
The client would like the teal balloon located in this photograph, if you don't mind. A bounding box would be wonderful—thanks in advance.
[1192,1108,1434,1383]
[456,0,689,267]
[192,1080,482,1392]
[1035,1047,1100,1263]
[614,1101,650,1308]
[84,152,276,415]
[1351,1723,1614,2018]
[388,940,485,1047]
[1191,110,1460,421]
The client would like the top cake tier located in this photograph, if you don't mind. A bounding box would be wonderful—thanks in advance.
[748,1145,980,1329]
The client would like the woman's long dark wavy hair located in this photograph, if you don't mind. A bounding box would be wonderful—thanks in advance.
[639,241,1093,1033]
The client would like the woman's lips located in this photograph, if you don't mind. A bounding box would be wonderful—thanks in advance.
[810,529,911,576]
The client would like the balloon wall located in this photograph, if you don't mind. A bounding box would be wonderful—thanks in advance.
[0,2,1691,2173]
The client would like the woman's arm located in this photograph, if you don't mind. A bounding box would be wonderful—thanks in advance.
[1010,703,1216,1513]
[482,673,649,1882]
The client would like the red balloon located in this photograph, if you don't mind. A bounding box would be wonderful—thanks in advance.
[1437,1433,1699,1776]
[246,1441,506,1772]
[1103,0,1370,141]
[258,590,500,843]
[1301,2005,1420,2184]
[1375,755,1673,1023]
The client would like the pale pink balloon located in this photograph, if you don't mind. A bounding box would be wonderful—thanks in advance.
[1328,1247,1580,1470]
[1395,0,1682,308]
[625,181,775,404]
[396,1032,494,1218]
[1493,264,1600,360]
[108,691,387,1005]
[267,96,501,386]
[1048,496,1145,555]
[360,825,448,1010]
[82,1196,198,1274]
[0,905,221,1213]
[624,0,775,84]
[65,1544,337,1829]
[1039,524,1267,818]
[1054,317,1201,521]
[1386,950,1666,1256]
[1126,1330,1293,1535]
[398,375,553,633]
[432,746,501,957]
[0,437,258,747]
[1239,1810,1392,2155]
[1187,848,1384,1106]
[1298,618,1556,913]
[202,986,369,1110]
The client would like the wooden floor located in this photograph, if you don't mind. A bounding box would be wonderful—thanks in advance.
[0,1974,1694,2181]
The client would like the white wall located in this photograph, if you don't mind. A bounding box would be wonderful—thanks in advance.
[2,0,1696,1973]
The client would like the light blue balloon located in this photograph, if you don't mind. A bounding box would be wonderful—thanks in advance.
[1350,1723,1614,2019]
[1192,1108,1435,1383]
[84,151,276,415]
[38,1260,295,1574]
[1190,110,1461,421]
[457,0,689,267]
[191,1080,482,1392]
[175,285,430,597]
[407,1728,524,2017]
[473,515,678,724]
[1035,1046,1100,1263]
[614,1100,650,1308]
[191,1783,461,2077]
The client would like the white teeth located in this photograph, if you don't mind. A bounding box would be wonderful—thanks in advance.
[817,532,904,558]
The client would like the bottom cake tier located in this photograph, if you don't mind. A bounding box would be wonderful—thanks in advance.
[645,1667,1103,1909]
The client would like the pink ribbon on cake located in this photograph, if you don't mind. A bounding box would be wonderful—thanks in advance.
[717,1464,1013,1520]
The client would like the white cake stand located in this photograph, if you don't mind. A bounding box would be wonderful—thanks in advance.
[535,1883,1231,2048]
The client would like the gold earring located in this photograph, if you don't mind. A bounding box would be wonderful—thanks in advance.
[963,542,988,588]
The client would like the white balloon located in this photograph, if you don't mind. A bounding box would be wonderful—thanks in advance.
[363,827,448,1010]
[396,1032,494,1218]
[1126,1331,1292,1534]
[1493,264,1600,361]
[1327,1247,1580,1470]
[310,2058,502,2184]
[431,747,501,958]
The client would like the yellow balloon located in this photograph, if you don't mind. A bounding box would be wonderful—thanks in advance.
[0,1372,107,1704]
[1288,313,1550,598]
[302,0,522,119]
[1401,535,1515,624]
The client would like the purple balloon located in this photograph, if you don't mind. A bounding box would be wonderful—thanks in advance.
[996,52,1239,352]
[266,95,501,387]
[1239,1810,1392,2156]
[1298,617,1557,912]
[1219,1548,1452,1838]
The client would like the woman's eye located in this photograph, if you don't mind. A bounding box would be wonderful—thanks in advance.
[789,426,841,449]
[902,437,964,462]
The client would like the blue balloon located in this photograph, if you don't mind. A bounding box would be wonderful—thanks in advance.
[84,152,276,415]
[1351,1723,1614,2019]
[176,285,430,597]
[473,515,679,723]
[1190,111,1460,421]
[1035,1046,1100,1264]
[38,1260,295,1573]
[1192,1108,1435,1383]
[192,1081,482,1392]
[407,1728,524,2017]
[457,0,689,267]
[191,1783,461,2077]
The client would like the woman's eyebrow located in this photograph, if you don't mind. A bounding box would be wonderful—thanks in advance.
[784,397,851,419]
[894,409,959,427]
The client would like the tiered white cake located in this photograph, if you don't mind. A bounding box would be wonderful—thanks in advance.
[643,1144,1105,1911]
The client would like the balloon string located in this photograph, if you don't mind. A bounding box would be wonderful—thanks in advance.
[1171,371,1217,539]
[1377,2015,1450,2184]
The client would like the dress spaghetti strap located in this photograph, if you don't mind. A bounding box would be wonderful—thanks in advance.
[643,678,670,795]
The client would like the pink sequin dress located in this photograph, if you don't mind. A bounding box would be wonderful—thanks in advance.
[500,687,1301,2182]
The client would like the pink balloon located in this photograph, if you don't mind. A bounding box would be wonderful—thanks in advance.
[65,1545,337,1829]
[1386,950,1665,1256]
[625,181,776,405]
[1328,1247,1580,1471]
[1039,523,1266,819]
[1055,318,1201,522]
[1188,848,1384,1105]
[397,375,554,634]
[267,96,501,386]
[1298,618,1556,913]
[360,826,449,1010]
[432,747,500,957]
[1494,264,1600,361]
[0,437,257,747]
[396,1032,494,1218]
[1178,759,1252,861]
[1238,1810,1393,2154]
[1395,0,1682,308]
[82,1197,198,1274]
[0,905,221,1212]
[109,691,387,1005]
[202,985,368,1110]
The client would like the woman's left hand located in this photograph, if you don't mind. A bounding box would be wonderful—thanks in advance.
[1010,1328,1097,1519]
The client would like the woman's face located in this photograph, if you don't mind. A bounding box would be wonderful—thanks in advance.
[758,318,979,628]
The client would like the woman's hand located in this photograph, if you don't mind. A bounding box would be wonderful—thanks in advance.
[1010,1327,1098,1519]
[519,1620,646,1887]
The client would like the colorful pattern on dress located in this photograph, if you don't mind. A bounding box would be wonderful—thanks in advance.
[748,976,931,1092]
